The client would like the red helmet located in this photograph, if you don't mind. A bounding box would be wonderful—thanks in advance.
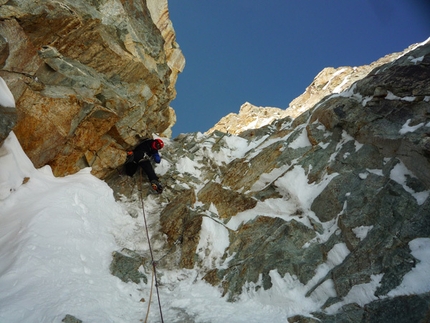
[151,138,164,150]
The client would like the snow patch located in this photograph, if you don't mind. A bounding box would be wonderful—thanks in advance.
[0,77,15,108]
[176,156,202,178]
[275,165,338,211]
[388,238,430,297]
[390,161,430,205]
[352,225,374,241]
[408,55,424,64]
[386,91,415,102]
[197,216,230,269]
[332,75,350,93]
[289,127,311,149]
[399,119,425,135]
[325,274,383,314]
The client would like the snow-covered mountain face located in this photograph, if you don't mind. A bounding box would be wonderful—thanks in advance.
[1,6,429,318]
[104,39,430,322]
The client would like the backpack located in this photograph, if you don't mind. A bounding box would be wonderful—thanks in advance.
[123,151,137,176]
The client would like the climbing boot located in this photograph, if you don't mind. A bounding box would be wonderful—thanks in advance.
[150,180,163,194]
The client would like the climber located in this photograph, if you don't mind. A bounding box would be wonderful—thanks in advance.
[124,138,164,193]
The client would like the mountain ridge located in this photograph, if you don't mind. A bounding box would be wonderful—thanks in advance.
[208,39,429,138]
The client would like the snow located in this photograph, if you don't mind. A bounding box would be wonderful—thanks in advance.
[289,126,312,149]
[228,164,339,231]
[0,129,346,322]
[352,226,374,241]
[409,55,424,64]
[326,243,350,267]
[336,83,363,102]
[1,79,430,322]
[249,164,290,192]
[325,274,384,314]
[332,75,350,93]
[388,238,430,297]
[390,160,430,205]
[197,216,230,269]
[225,197,303,231]
[0,77,15,108]
[0,133,143,323]
[328,130,361,163]
[176,156,202,178]
[221,135,256,160]
[399,118,425,135]
[322,67,346,91]
[358,172,368,180]
[1,127,342,322]
[195,133,261,165]
[358,169,383,180]
[241,271,322,317]
[386,92,416,102]
[276,165,338,211]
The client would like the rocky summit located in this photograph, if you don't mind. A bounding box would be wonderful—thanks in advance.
[1,1,430,321]
[0,0,184,178]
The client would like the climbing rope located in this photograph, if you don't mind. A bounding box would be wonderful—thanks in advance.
[144,265,154,323]
[138,169,164,323]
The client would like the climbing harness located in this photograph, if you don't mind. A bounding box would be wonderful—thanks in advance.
[138,169,164,323]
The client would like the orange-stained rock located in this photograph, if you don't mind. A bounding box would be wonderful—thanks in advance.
[0,0,184,178]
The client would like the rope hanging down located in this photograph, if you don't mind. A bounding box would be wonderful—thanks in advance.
[138,169,164,323]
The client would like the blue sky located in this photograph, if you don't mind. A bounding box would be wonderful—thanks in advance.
[167,1,430,137]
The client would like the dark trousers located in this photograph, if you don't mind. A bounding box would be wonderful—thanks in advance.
[124,160,158,181]
[139,160,158,181]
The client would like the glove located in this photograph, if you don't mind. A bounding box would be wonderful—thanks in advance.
[153,152,161,163]
[125,151,134,164]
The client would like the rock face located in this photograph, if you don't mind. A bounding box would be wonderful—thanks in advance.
[206,102,292,135]
[108,39,430,322]
[0,0,184,178]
